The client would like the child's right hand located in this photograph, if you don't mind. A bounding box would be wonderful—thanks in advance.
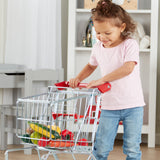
[69,78,81,88]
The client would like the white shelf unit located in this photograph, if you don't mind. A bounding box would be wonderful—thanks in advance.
[67,0,158,147]
[76,8,151,14]
[75,47,151,53]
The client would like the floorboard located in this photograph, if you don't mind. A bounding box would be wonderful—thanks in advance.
[0,141,160,160]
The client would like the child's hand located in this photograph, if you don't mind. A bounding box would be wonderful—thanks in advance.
[87,79,105,88]
[69,78,81,88]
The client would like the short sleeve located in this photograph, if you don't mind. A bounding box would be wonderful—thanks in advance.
[89,47,98,66]
[124,39,139,64]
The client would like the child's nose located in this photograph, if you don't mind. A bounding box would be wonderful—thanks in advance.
[100,35,106,41]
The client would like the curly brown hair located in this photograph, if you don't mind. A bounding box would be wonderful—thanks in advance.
[91,0,136,40]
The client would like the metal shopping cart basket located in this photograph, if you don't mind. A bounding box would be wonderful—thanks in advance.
[5,81,111,160]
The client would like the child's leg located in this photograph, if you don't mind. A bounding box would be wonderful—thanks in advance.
[122,107,144,160]
[92,110,120,160]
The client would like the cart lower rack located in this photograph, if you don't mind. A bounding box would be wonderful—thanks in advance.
[5,82,111,160]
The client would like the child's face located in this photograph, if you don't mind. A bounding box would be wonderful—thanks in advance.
[93,19,126,48]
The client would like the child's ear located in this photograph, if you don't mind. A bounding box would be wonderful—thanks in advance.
[121,23,126,32]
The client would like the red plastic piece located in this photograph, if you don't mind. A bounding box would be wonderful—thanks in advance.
[97,82,111,93]
[86,106,123,125]
[55,81,111,93]
[55,81,69,90]
[52,112,84,122]
[87,105,101,124]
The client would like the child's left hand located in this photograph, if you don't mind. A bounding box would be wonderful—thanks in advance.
[87,79,104,88]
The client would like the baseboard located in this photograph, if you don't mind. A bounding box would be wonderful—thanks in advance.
[142,134,148,143]
[156,133,160,145]
[116,134,160,145]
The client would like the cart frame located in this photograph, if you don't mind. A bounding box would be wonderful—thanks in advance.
[5,83,111,160]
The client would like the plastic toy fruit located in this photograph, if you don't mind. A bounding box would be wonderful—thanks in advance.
[38,137,50,147]
[28,122,61,139]
[30,132,42,145]
[47,125,61,134]
[26,127,34,134]
[21,134,32,144]
[61,129,74,140]
[78,138,88,146]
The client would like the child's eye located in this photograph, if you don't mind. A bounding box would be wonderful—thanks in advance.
[105,33,111,35]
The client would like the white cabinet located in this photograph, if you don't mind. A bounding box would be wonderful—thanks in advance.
[67,0,159,147]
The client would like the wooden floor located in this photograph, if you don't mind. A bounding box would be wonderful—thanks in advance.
[0,141,160,160]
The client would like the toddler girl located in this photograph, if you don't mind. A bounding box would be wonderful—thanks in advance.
[69,0,145,159]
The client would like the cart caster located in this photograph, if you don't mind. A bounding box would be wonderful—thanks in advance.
[41,151,59,160]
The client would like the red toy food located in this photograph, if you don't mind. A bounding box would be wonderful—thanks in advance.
[61,129,74,140]
[38,137,50,147]
[78,138,88,146]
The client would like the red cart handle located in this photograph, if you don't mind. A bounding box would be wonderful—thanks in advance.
[55,81,111,93]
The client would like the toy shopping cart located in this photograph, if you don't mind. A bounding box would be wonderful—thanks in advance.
[5,81,111,160]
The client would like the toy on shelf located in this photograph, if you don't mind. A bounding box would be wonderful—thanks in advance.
[82,17,98,47]
[84,0,138,10]
[132,22,150,49]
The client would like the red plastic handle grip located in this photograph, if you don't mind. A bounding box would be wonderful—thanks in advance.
[55,81,111,93]
[97,82,111,93]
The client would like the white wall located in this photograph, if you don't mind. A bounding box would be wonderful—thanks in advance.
[61,0,68,80]
[0,0,7,104]
[0,0,7,63]
[156,2,160,145]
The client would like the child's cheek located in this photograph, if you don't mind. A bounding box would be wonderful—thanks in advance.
[96,35,100,41]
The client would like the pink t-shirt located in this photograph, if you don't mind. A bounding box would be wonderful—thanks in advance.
[89,39,145,110]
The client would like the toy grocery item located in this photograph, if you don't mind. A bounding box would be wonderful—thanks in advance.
[30,132,42,145]
[78,138,88,146]
[21,134,32,144]
[38,137,50,147]
[48,140,75,148]
[28,121,61,139]
[61,129,74,140]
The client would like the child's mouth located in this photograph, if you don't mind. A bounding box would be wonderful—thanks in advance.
[102,41,111,47]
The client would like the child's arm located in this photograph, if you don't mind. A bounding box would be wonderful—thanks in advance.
[87,61,136,88]
[69,63,97,88]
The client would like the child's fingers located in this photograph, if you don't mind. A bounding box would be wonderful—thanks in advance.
[75,79,80,87]
[87,80,96,88]
[69,79,75,88]
[69,78,80,88]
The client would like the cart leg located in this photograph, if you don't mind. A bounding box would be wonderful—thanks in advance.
[87,154,91,160]
[5,151,8,160]
[51,151,59,160]
[35,147,42,160]
[41,152,50,160]
[4,146,34,160]
[71,153,77,160]
[87,153,96,160]
[41,151,57,160]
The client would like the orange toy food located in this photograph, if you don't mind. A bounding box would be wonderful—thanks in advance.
[48,140,76,148]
